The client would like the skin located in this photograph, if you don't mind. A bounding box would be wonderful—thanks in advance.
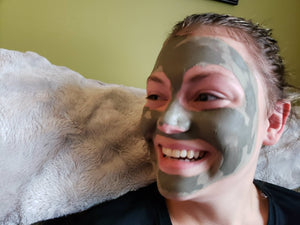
[141,35,259,198]
[140,26,292,224]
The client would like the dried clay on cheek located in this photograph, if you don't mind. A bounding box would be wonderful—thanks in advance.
[142,37,259,197]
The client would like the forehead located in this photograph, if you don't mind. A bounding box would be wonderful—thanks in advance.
[152,36,252,90]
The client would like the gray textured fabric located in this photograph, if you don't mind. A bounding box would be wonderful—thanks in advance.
[0,49,298,225]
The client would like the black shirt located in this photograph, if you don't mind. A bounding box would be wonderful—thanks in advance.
[38,180,300,225]
[255,180,300,225]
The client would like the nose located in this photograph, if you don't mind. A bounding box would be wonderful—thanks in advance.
[157,101,191,134]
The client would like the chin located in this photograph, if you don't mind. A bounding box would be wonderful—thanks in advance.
[158,184,197,200]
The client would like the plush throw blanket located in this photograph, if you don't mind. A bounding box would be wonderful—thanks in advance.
[0,49,299,225]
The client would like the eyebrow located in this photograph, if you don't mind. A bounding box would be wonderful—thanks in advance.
[185,69,234,83]
[186,73,210,83]
[147,75,165,84]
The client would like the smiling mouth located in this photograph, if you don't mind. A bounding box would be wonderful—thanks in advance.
[161,146,207,161]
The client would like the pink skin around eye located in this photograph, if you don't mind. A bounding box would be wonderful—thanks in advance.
[178,65,245,110]
[145,72,172,110]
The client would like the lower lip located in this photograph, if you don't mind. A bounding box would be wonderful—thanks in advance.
[156,146,211,176]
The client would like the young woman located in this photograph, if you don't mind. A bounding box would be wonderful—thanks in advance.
[39,13,300,225]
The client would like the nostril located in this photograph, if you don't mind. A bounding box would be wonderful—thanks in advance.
[157,122,187,134]
[158,101,191,134]
[158,120,164,127]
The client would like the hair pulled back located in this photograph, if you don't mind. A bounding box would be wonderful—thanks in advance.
[168,13,298,112]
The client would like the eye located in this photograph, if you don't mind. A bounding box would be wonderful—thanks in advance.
[145,93,169,110]
[195,93,219,101]
[146,94,160,101]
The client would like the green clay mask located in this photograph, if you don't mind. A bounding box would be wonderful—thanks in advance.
[141,36,258,198]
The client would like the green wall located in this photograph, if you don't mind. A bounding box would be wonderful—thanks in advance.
[0,0,299,88]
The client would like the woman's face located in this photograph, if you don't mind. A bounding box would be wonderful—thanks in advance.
[141,33,267,199]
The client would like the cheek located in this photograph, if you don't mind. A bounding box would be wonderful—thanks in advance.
[214,109,257,174]
[140,107,161,142]
[256,76,269,133]
[190,108,258,174]
[141,108,162,165]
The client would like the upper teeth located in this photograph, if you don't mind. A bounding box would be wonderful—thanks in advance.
[162,147,205,160]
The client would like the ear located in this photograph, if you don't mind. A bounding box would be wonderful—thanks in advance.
[263,101,291,146]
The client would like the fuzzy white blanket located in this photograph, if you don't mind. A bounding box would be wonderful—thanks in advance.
[0,49,299,225]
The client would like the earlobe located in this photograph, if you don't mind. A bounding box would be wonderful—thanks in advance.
[263,101,291,146]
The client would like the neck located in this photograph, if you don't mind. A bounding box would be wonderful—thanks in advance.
[166,177,268,225]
